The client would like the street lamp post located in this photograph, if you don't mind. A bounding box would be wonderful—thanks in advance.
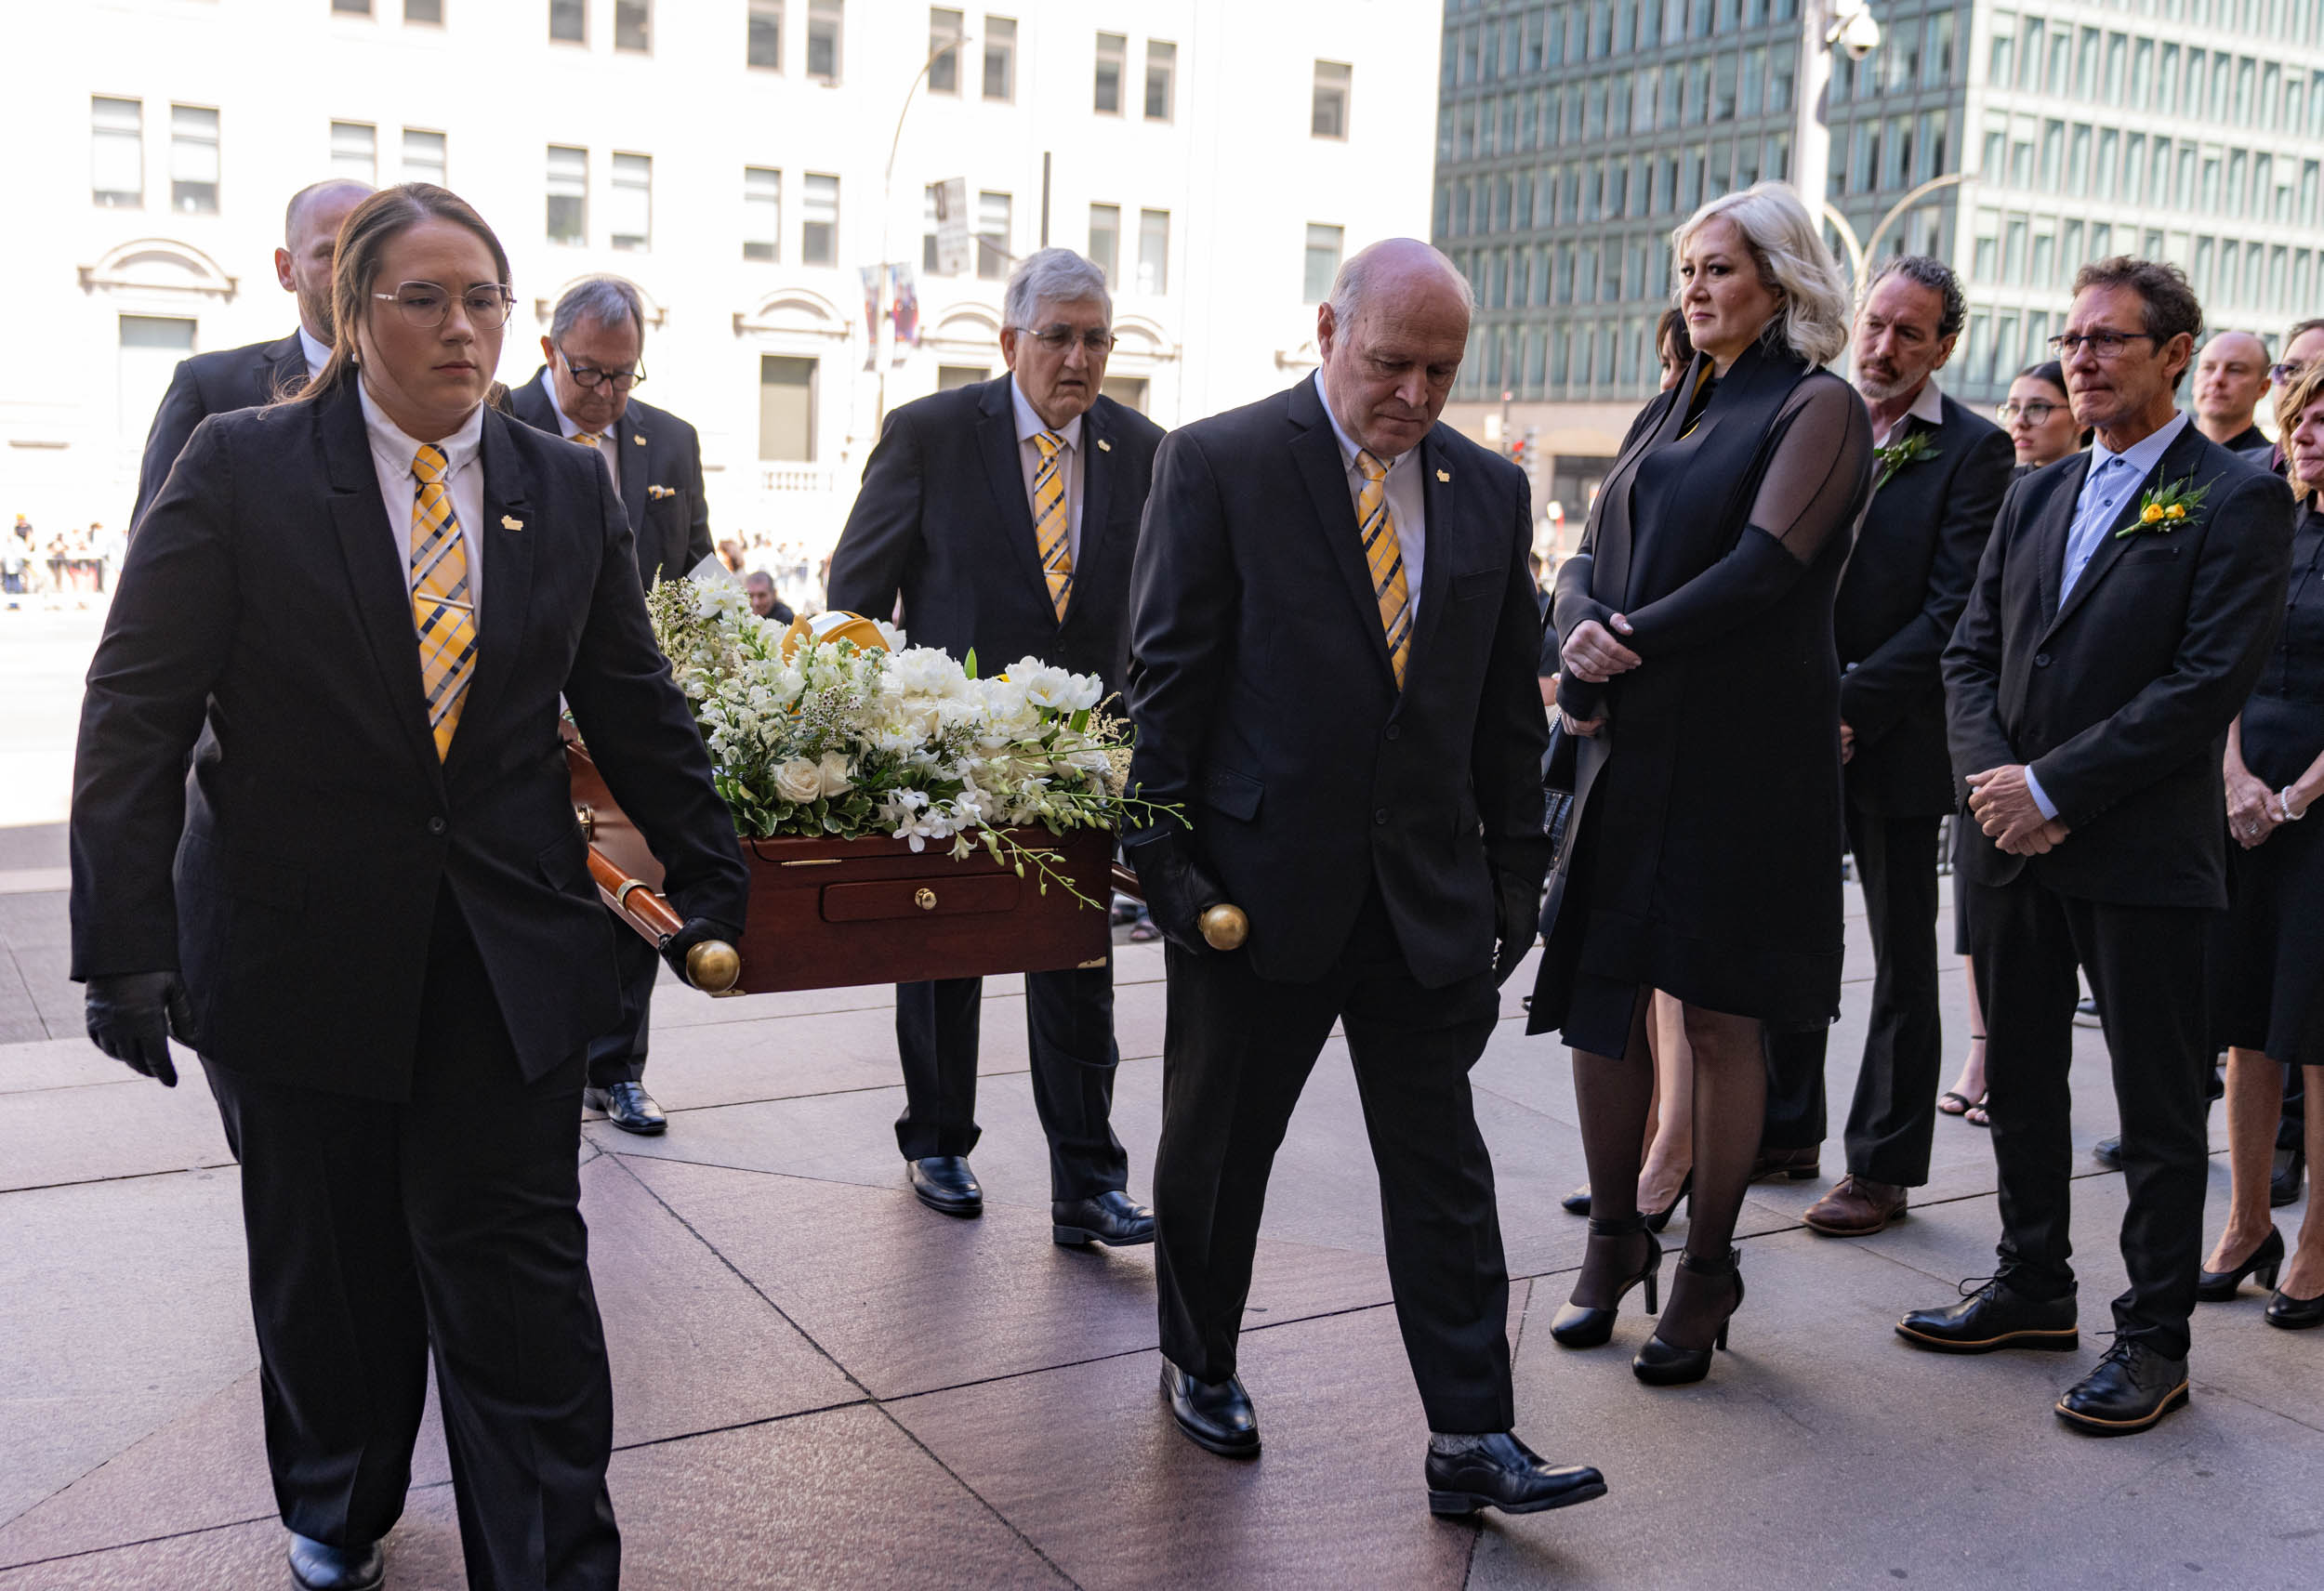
[875,35,970,436]
[1791,0,1883,256]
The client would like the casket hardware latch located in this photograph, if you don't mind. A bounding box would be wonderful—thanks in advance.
[915,888,938,911]
[574,804,595,840]
[781,858,844,867]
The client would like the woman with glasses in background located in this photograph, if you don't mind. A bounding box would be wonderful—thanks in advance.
[70,183,747,1590]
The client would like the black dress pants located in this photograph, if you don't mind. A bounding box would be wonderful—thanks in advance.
[1151,890,1513,1434]
[892,960,1128,1202]
[1839,804,1946,1185]
[1970,874,2212,1361]
[203,888,618,1591]
[1761,1025,1829,1152]
[584,920,660,1089]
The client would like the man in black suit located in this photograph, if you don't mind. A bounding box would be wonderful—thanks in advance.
[1769,257,2014,1236]
[2190,331,2276,460]
[130,178,371,532]
[507,275,716,1136]
[1125,239,1603,1517]
[73,183,748,1588]
[1903,258,2294,1436]
[826,248,1163,1246]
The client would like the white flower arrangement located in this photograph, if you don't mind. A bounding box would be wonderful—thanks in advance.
[643,577,1155,904]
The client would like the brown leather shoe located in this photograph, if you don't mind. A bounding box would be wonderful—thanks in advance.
[1802,1175,1908,1236]
[1750,1145,1821,1182]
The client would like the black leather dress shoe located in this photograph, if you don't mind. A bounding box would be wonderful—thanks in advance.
[2055,1338,2189,1435]
[289,1533,384,1591]
[1052,1190,1155,1247]
[584,1081,667,1135]
[2266,1286,2324,1329]
[1160,1359,1259,1456]
[2093,1136,2122,1170]
[1424,1433,1606,1517]
[909,1155,983,1216]
[1896,1277,2078,1354]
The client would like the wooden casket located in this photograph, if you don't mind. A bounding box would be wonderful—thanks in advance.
[568,743,1116,994]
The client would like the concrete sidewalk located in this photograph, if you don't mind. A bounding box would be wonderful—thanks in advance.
[1,835,2316,1589]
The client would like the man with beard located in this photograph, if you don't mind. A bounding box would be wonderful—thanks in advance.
[1761,256,2014,1235]
[131,179,371,533]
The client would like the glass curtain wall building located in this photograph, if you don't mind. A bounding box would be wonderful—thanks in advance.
[1434,0,2324,523]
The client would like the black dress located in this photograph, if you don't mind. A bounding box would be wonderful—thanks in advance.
[2212,502,2324,1064]
[1530,339,1874,1056]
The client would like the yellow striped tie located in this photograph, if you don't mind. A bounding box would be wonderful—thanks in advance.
[1356,449,1413,688]
[1032,430,1072,619]
[571,430,603,448]
[410,444,477,759]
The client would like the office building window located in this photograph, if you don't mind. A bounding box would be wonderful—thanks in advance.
[1102,375,1148,413]
[609,152,650,249]
[807,0,842,82]
[802,172,838,264]
[549,0,585,43]
[984,16,1015,101]
[759,356,817,461]
[403,127,446,184]
[977,190,1011,279]
[1303,222,1343,304]
[547,144,588,243]
[748,0,782,69]
[333,0,370,11]
[1138,208,1169,295]
[91,97,142,208]
[1145,40,1176,121]
[405,0,443,22]
[745,167,781,260]
[170,104,219,213]
[330,121,376,183]
[922,185,945,273]
[1313,61,1351,139]
[928,8,962,93]
[1094,33,1125,113]
[1088,204,1120,284]
[615,0,649,50]
[939,364,989,389]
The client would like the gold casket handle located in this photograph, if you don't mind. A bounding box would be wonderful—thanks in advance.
[1199,903,1249,952]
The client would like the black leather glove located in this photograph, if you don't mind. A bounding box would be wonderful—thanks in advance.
[1489,843,1555,986]
[660,916,743,986]
[85,971,195,1086]
[1126,827,1227,958]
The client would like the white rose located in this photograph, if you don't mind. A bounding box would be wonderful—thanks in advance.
[773,757,823,803]
[816,750,854,796]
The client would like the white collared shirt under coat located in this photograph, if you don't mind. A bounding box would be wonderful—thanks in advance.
[539,369,621,493]
[1313,370,1428,601]
[358,384,487,619]
[1009,375,1086,566]
[297,325,330,380]
[1870,375,1947,450]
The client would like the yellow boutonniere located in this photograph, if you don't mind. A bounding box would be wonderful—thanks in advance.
[2119,475,2211,537]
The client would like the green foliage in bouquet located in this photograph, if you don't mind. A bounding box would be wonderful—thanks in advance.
[644,579,1165,906]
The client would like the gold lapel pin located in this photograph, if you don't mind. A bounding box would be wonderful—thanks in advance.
[632,434,647,446]
[1435,468,1451,482]
[1096,438,1113,453]
[500,515,523,532]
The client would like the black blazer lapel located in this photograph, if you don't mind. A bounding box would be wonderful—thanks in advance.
[1070,400,1117,620]
[1287,378,1396,686]
[447,411,536,770]
[977,378,1051,608]
[264,332,310,402]
[2032,454,2089,627]
[2048,426,2200,637]
[614,408,652,554]
[319,388,442,787]
[1402,429,1461,687]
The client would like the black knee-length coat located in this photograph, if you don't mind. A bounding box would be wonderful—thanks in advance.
[1528,336,1874,1055]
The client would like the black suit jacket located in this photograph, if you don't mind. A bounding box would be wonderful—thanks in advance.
[1836,392,2014,813]
[1943,420,2294,909]
[826,375,1164,698]
[131,331,309,533]
[71,385,749,1100]
[1125,375,1550,989]
[506,370,714,591]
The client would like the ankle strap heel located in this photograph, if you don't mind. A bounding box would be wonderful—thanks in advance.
[1586,1214,1648,1238]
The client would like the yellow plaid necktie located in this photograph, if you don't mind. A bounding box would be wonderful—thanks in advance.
[1356,449,1413,688]
[1032,429,1073,619]
[571,430,602,448]
[409,444,477,759]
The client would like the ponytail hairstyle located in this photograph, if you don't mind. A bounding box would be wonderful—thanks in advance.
[299,182,512,407]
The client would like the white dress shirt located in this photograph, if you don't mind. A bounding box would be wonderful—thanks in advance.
[2023,409,2192,820]
[297,325,330,380]
[1872,375,1946,450]
[1314,370,1428,601]
[540,370,620,493]
[358,385,487,620]
[1010,376,1085,566]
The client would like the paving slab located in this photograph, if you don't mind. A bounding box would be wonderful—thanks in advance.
[0,1035,120,1096]
[0,1058,230,1192]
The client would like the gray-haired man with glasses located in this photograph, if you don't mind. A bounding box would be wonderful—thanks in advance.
[509,274,714,1137]
[827,247,1165,1244]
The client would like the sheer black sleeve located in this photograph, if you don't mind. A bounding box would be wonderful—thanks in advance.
[1618,377,1872,656]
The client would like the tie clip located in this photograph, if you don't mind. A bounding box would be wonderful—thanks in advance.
[501,515,523,532]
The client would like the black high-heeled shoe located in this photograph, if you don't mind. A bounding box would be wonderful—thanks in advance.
[1561,1183,1592,1216]
[2265,1284,2324,1329]
[1633,1247,1745,1386]
[1549,1215,1662,1348]
[1644,1171,1694,1234]
[2197,1227,2284,1300]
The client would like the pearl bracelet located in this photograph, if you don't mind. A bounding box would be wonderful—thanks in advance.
[2278,790,2305,822]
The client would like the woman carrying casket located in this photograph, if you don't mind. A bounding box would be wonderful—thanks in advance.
[69,183,746,1591]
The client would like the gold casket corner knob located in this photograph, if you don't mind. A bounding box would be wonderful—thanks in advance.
[915,888,938,911]
[685,939,743,995]
[1198,903,1248,952]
